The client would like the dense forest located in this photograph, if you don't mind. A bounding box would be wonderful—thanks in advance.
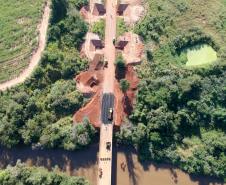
[0,162,89,185]
[116,0,226,181]
[0,0,95,150]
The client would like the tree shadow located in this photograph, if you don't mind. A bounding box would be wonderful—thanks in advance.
[124,95,133,115]
[0,144,225,185]
[141,160,224,185]
[111,143,117,185]
[0,144,98,173]
[117,145,224,185]
[117,145,139,185]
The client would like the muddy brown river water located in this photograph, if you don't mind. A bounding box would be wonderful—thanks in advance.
[0,144,224,185]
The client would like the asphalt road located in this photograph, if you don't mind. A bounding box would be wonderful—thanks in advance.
[101,93,114,124]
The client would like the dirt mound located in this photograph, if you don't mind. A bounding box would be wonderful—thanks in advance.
[75,70,103,96]
[117,32,144,65]
[80,3,105,24]
[80,6,90,20]
[114,81,124,126]
[123,5,144,24]
[74,3,143,128]
[74,65,139,127]
[117,0,144,24]
[81,32,104,61]
[73,90,102,127]
[74,31,143,127]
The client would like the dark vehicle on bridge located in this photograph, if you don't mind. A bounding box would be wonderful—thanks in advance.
[106,142,111,150]
[104,60,108,68]
[108,108,113,121]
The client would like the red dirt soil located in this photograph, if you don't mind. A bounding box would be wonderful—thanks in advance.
[74,3,143,128]
[73,90,102,127]
[75,70,103,95]
[74,64,139,128]
[73,32,142,128]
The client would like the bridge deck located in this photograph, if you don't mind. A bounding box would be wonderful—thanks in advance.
[97,123,113,185]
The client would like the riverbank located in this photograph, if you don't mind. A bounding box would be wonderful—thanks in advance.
[0,144,224,185]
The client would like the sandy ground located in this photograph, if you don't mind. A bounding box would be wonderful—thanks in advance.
[123,5,144,24]
[0,2,50,91]
[117,32,144,65]
[80,6,105,24]
[118,0,144,25]
[102,1,116,93]
[82,32,104,61]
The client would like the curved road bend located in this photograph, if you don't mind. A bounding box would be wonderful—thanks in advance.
[98,0,117,185]
[0,2,50,91]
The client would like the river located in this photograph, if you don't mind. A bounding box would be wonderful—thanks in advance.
[0,144,224,185]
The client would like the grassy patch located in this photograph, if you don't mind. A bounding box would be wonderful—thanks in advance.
[116,18,128,37]
[185,45,217,66]
[91,19,105,39]
[0,0,46,83]
[135,0,226,65]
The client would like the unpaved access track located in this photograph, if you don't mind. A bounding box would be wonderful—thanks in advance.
[102,0,116,93]
[0,2,50,91]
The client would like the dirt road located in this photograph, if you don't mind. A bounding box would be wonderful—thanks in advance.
[102,0,116,93]
[0,2,50,91]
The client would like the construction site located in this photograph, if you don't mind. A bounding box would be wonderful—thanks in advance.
[74,0,144,184]
[74,0,144,127]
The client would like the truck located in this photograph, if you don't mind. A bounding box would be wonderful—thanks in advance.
[108,108,113,121]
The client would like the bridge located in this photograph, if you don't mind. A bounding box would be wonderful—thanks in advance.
[97,0,117,184]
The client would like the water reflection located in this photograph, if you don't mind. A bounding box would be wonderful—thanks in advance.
[0,145,224,185]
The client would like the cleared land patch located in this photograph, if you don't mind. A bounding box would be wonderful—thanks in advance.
[0,0,46,83]
[185,45,217,66]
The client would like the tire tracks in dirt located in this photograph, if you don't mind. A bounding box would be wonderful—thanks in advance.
[0,1,51,91]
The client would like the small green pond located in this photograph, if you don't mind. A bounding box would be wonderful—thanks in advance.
[185,44,217,67]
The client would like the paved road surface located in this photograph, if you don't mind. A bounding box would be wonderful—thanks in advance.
[101,93,114,124]
[98,123,113,185]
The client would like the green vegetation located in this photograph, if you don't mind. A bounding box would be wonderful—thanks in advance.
[117,0,226,181]
[0,162,89,185]
[115,54,126,79]
[185,45,217,66]
[91,19,105,39]
[120,79,130,93]
[0,0,46,83]
[116,18,128,37]
[69,0,89,10]
[0,0,96,150]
